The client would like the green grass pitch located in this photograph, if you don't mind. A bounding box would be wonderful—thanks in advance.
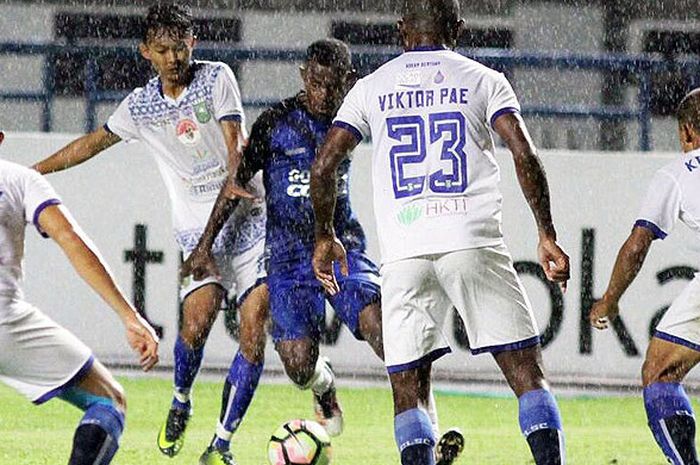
[0,376,684,464]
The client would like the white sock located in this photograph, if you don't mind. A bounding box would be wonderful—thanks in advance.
[427,388,440,438]
[299,357,334,396]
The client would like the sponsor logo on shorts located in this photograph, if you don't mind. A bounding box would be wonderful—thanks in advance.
[176,119,201,146]
[397,197,468,226]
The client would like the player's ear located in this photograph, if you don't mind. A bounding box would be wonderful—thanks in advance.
[397,19,408,48]
[139,42,151,61]
[454,18,465,44]
[299,64,307,81]
[680,122,695,146]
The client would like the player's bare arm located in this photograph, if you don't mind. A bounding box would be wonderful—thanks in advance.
[494,112,570,288]
[589,226,655,330]
[220,119,255,200]
[38,203,159,371]
[32,127,121,174]
[310,126,357,295]
[180,149,259,281]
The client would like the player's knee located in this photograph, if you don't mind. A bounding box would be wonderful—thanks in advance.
[642,358,667,386]
[239,338,265,365]
[238,316,267,364]
[106,380,127,413]
[289,364,315,387]
[282,357,315,387]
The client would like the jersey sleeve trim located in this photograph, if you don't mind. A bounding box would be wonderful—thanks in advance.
[219,114,242,122]
[634,219,668,240]
[33,198,61,238]
[333,120,363,143]
[490,107,520,129]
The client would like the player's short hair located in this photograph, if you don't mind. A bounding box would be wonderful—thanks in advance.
[305,39,352,73]
[401,0,460,38]
[142,2,194,43]
[677,88,700,132]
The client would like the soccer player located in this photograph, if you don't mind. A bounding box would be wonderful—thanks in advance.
[590,88,700,465]
[32,4,268,464]
[0,131,159,465]
[310,2,571,465]
[185,38,463,465]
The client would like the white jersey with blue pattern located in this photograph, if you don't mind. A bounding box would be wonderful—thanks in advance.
[106,60,265,256]
[0,160,60,308]
[334,47,520,264]
[636,148,700,241]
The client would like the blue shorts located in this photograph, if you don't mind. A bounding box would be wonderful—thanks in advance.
[268,252,381,343]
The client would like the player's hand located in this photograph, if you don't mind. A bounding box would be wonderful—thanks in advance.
[589,297,620,330]
[181,248,220,282]
[313,235,348,296]
[537,236,570,292]
[124,313,159,371]
[223,179,257,200]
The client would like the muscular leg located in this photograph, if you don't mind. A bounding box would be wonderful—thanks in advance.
[358,301,384,359]
[494,346,564,465]
[174,284,225,407]
[359,302,442,438]
[389,365,436,465]
[211,284,269,452]
[158,284,224,457]
[642,337,700,465]
[276,337,322,388]
[62,361,126,465]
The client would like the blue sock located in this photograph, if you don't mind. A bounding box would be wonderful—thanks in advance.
[518,389,565,465]
[173,336,204,410]
[394,408,435,465]
[68,401,125,465]
[644,382,699,465]
[212,351,264,451]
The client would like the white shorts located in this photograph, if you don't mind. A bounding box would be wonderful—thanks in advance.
[381,245,540,373]
[180,236,266,306]
[0,301,93,404]
[655,273,700,351]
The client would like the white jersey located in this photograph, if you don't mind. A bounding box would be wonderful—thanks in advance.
[106,60,263,255]
[0,160,60,307]
[334,47,520,263]
[636,148,700,240]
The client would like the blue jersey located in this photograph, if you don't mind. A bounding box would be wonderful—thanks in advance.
[242,94,366,273]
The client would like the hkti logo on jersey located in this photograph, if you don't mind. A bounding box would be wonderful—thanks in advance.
[397,198,468,226]
[194,101,212,124]
[397,203,423,226]
[176,119,201,146]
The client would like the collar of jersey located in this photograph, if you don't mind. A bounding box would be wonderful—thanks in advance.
[406,45,448,52]
[157,61,197,104]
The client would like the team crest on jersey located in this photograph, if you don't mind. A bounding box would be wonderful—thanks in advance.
[194,101,212,124]
[176,119,201,146]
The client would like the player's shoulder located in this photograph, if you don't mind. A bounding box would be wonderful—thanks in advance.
[124,76,159,105]
[254,95,304,133]
[193,60,235,80]
[0,160,46,192]
[662,149,700,182]
[0,159,37,179]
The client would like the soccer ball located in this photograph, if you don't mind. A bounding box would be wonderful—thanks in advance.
[268,419,332,465]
